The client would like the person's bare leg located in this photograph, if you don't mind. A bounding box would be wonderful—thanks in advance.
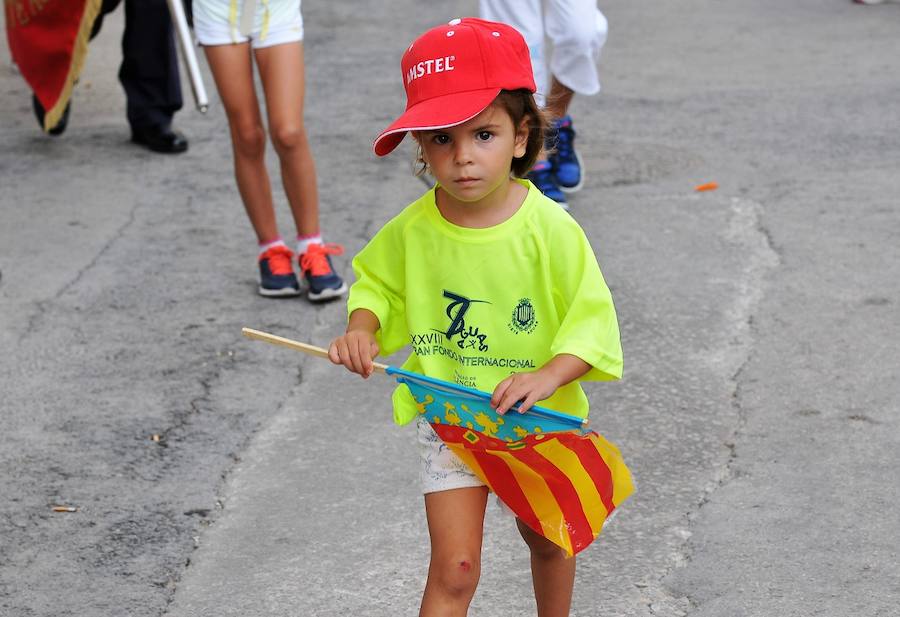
[254,41,320,239]
[534,77,576,164]
[204,43,278,243]
[420,487,489,617]
[545,77,575,123]
[517,518,576,617]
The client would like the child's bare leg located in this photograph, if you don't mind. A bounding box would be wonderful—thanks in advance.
[204,43,278,243]
[517,518,576,617]
[254,42,320,238]
[420,487,489,617]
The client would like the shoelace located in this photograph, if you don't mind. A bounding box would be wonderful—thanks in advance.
[300,243,344,277]
[260,245,295,276]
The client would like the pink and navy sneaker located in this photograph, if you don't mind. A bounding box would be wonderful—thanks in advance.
[528,160,568,209]
[299,243,348,302]
[258,245,301,297]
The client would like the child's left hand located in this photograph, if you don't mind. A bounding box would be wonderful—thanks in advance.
[490,368,562,415]
[490,354,592,415]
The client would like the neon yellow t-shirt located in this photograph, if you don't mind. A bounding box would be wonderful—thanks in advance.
[347,180,622,426]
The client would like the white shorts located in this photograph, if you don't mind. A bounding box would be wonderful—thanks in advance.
[479,0,608,105]
[417,418,486,494]
[194,0,304,49]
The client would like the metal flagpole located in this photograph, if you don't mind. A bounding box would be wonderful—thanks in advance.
[166,0,209,113]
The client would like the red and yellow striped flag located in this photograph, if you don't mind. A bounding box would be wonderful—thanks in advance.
[394,368,634,557]
[432,423,633,556]
[236,329,634,557]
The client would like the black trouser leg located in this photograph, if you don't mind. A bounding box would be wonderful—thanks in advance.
[91,0,122,39]
[119,0,183,130]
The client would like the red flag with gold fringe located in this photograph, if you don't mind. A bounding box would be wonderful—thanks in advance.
[5,0,102,130]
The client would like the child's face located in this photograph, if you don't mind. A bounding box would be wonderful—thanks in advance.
[416,105,528,205]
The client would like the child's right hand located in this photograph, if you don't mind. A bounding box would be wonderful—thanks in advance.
[328,330,380,378]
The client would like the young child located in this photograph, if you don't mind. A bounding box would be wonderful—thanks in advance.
[193,0,346,300]
[328,18,622,617]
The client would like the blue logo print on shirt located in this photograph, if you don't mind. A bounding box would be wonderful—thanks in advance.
[436,290,490,352]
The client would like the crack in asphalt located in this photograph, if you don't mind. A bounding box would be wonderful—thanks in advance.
[660,197,781,614]
[162,358,308,608]
[17,197,142,345]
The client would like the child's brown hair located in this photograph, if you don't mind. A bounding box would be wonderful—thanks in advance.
[493,89,548,178]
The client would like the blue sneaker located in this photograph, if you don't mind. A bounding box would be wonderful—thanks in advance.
[527,160,569,209]
[550,115,584,193]
[258,245,301,297]
[299,243,348,302]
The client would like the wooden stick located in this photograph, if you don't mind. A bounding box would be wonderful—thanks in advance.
[241,328,389,374]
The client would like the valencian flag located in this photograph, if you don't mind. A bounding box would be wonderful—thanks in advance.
[390,367,634,557]
[5,0,103,131]
[239,328,635,557]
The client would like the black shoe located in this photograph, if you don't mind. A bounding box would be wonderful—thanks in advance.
[131,124,189,154]
[32,94,70,136]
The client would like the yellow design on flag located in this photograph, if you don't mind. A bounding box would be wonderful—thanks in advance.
[393,368,634,556]
[237,329,634,557]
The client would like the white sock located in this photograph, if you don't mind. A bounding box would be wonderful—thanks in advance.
[297,234,323,255]
[258,238,287,256]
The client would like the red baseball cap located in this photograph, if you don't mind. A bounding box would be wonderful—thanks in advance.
[373,17,536,157]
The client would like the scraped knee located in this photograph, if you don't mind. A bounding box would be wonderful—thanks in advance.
[431,554,481,599]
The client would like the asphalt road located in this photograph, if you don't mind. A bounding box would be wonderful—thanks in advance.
[2,1,898,616]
